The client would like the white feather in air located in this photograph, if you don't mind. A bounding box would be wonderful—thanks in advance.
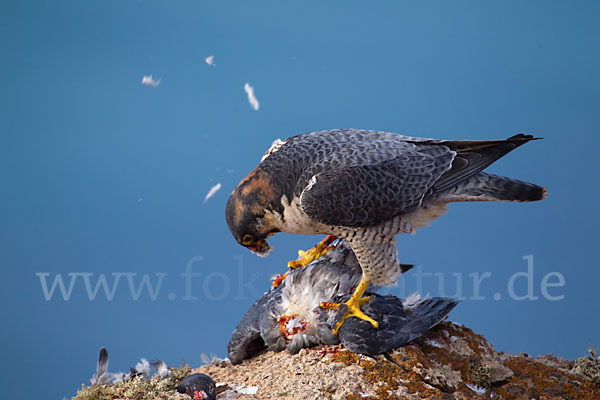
[141,75,160,87]
[244,82,260,110]
[204,183,222,203]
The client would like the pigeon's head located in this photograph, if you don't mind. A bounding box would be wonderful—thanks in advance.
[177,374,216,400]
[225,168,282,257]
[192,390,208,400]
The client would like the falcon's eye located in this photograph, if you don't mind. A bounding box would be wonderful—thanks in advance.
[241,234,254,245]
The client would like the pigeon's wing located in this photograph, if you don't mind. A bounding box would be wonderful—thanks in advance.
[395,297,460,341]
[337,295,459,356]
[300,140,455,227]
[259,289,288,353]
[227,288,282,364]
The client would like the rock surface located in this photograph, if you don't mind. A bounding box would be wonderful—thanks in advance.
[73,322,599,400]
[197,322,598,400]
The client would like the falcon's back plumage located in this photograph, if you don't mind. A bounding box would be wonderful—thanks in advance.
[258,130,543,227]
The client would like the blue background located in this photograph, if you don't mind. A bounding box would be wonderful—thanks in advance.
[1,1,598,398]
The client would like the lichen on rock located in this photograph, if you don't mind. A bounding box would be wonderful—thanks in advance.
[193,322,600,399]
[69,324,600,399]
[572,345,600,385]
[72,365,192,400]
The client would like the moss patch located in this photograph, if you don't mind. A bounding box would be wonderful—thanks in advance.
[572,346,600,385]
[72,365,192,400]
[331,349,443,399]
[469,363,491,388]
[496,356,598,400]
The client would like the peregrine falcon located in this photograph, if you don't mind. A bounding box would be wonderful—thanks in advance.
[227,243,458,362]
[225,129,546,333]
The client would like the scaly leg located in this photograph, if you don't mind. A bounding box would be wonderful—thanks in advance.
[272,235,338,288]
[287,235,338,269]
[320,274,378,335]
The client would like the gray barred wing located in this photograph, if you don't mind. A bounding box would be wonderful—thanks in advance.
[299,140,455,227]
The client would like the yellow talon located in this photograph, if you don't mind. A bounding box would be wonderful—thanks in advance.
[275,235,338,288]
[271,271,288,288]
[287,235,338,270]
[320,275,378,335]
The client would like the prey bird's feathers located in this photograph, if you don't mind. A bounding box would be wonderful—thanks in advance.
[338,295,459,355]
[90,347,110,385]
[227,244,457,361]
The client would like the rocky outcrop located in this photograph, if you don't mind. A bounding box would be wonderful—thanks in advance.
[73,322,599,400]
[197,322,598,400]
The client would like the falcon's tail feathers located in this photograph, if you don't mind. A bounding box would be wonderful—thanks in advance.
[441,173,547,203]
[399,264,414,273]
[432,134,542,194]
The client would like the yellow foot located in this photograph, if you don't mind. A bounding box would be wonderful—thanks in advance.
[320,275,378,335]
[287,235,338,270]
[273,236,337,288]
[271,271,288,288]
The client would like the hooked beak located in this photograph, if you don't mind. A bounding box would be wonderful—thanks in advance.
[247,239,272,257]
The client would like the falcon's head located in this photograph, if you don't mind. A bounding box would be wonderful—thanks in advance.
[225,168,282,257]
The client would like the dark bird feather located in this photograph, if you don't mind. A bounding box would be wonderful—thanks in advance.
[227,244,458,363]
